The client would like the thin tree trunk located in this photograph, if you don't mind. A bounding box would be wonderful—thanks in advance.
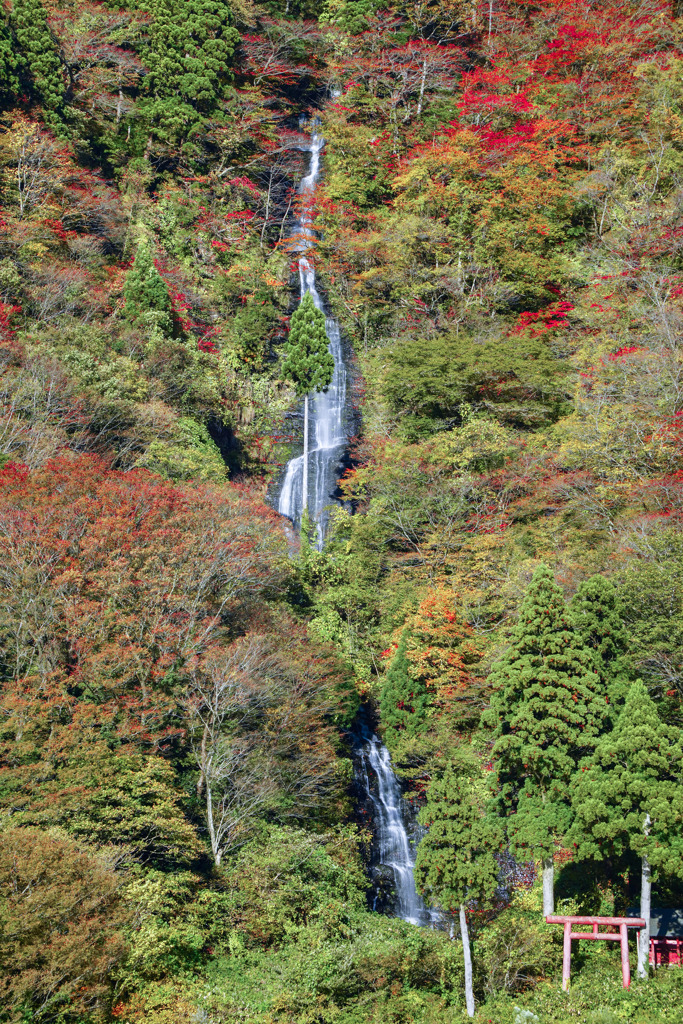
[302,393,309,512]
[460,904,475,1018]
[277,187,295,244]
[638,814,652,979]
[196,723,209,798]
[205,779,221,866]
[260,169,273,248]
[416,59,427,117]
[542,856,554,917]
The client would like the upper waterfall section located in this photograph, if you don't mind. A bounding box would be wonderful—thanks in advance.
[276,133,351,550]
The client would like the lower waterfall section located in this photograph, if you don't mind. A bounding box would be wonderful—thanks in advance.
[353,714,437,927]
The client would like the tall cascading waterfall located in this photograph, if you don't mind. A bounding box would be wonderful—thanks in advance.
[355,716,437,927]
[277,133,348,550]
[278,131,432,926]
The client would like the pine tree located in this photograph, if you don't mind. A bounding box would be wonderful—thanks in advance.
[141,0,239,142]
[569,575,633,707]
[281,291,334,514]
[123,241,173,335]
[0,18,23,109]
[571,681,683,978]
[11,0,63,113]
[415,755,502,1017]
[380,633,429,747]
[482,564,608,915]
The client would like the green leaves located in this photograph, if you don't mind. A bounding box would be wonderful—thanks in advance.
[0,828,129,1022]
[281,291,334,397]
[571,681,683,874]
[10,0,63,114]
[380,632,429,747]
[143,0,238,104]
[123,240,173,335]
[140,0,239,143]
[415,755,501,911]
[569,574,634,708]
[0,17,23,107]
[381,330,569,435]
[483,564,608,860]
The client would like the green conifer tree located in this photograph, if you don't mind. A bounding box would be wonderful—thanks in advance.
[281,291,334,514]
[415,755,502,1017]
[482,564,608,916]
[123,241,173,335]
[141,0,239,142]
[0,18,23,109]
[569,575,633,707]
[571,681,683,978]
[10,0,63,113]
[379,633,428,748]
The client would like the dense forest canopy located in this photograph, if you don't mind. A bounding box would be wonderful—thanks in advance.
[1,0,683,1022]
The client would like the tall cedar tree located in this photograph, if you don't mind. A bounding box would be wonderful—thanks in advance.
[142,0,239,141]
[0,18,22,108]
[415,755,502,1018]
[123,241,173,334]
[571,681,683,978]
[569,575,634,708]
[482,564,608,916]
[281,291,334,513]
[10,0,63,113]
[380,632,428,747]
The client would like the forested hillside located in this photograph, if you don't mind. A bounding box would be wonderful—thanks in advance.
[1,1,683,1022]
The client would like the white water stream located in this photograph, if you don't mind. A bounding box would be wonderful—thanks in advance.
[357,726,436,926]
[278,132,431,926]
[277,134,347,550]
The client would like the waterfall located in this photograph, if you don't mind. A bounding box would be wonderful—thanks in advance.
[279,135,431,927]
[277,134,348,551]
[356,720,437,927]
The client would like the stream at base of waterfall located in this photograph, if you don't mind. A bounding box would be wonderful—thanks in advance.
[276,133,435,928]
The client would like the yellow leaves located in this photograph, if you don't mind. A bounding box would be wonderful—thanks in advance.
[393,141,474,194]
[425,417,517,476]
[558,404,683,488]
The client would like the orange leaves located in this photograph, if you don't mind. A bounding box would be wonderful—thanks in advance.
[403,585,483,721]
[0,453,288,747]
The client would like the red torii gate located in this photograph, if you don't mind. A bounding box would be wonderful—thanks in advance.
[546,915,646,990]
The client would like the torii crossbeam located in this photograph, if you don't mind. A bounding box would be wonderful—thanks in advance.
[546,915,646,990]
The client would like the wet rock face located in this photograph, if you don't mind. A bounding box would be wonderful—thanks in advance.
[347,707,436,927]
[371,865,400,916]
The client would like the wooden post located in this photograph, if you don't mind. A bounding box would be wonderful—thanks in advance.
[620,923,631,988]
[638,844,651,979]
[562,920,572,990]
[547,916,644,991]
[460,904,475,1017]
